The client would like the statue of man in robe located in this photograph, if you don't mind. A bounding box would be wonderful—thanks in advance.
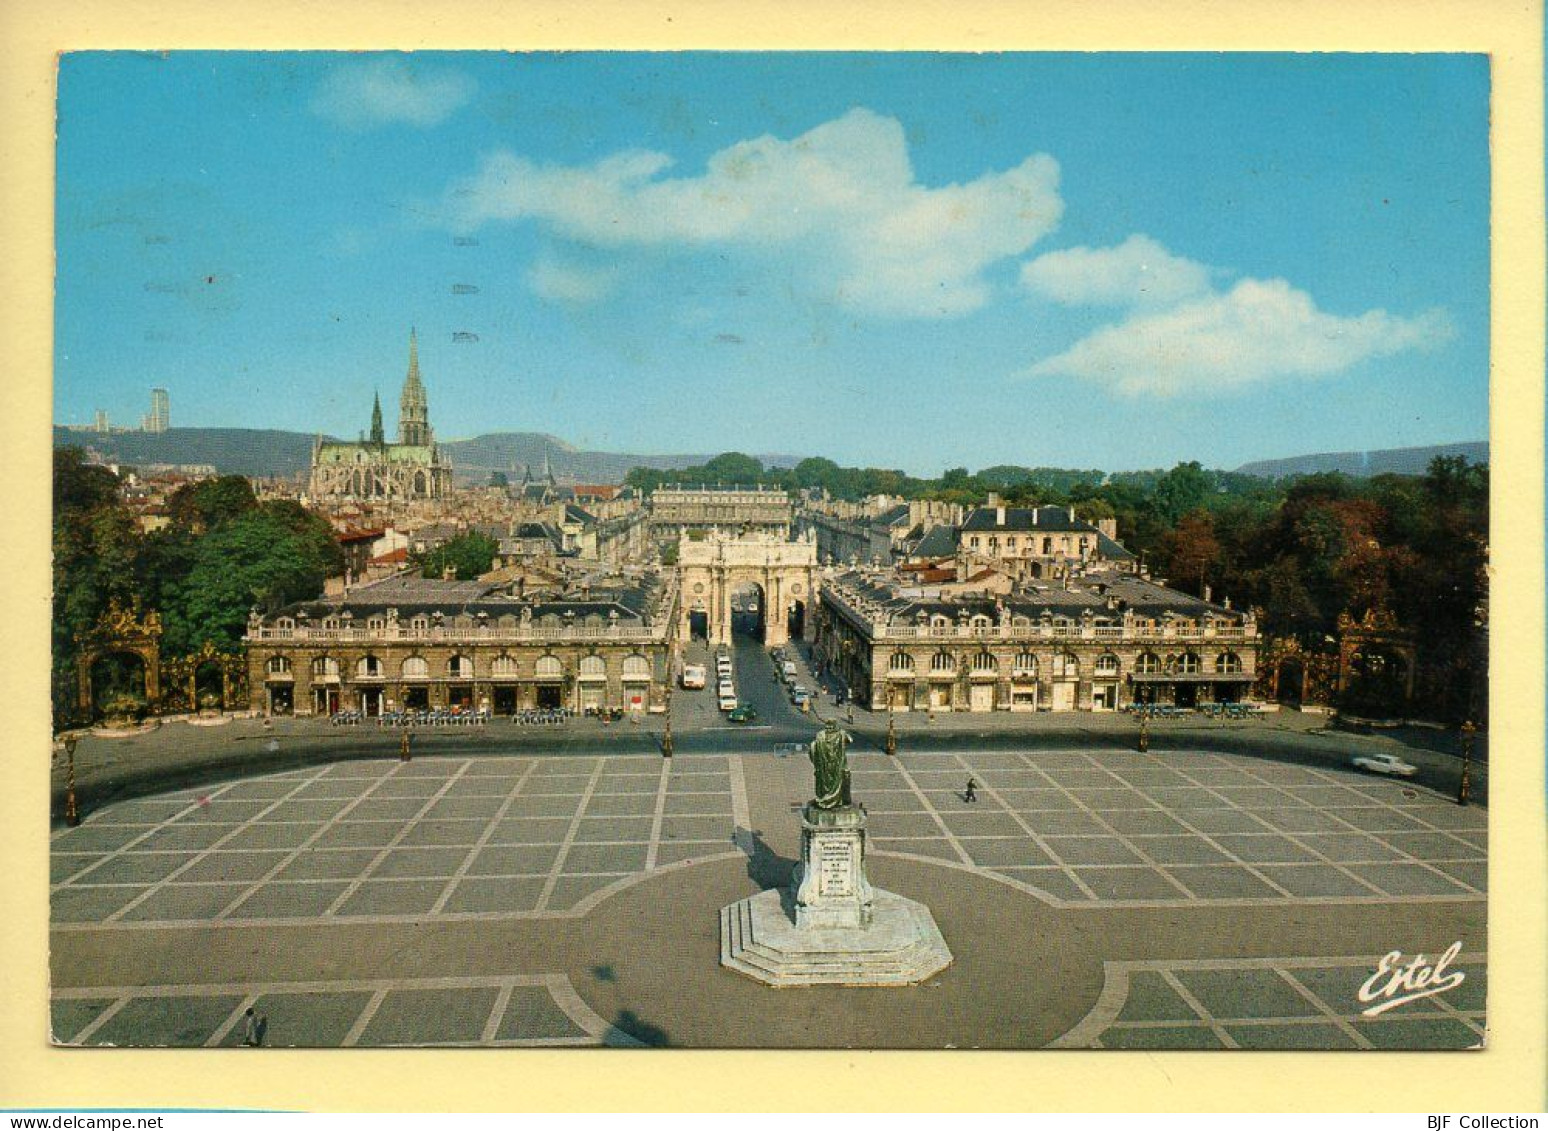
[808,718,852,810]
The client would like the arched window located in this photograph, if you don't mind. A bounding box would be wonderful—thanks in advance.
[322,617,340,630]
[366,616,385,631]
[356,655,383,678]
[579,655,606,678]
[311,656,339,678]
[1135,652,1162,675]
[1095,653,1121,676]
[1012,652,1038,676]
[490,654,518,677]
[448,654,473,678]
[401,656,429,679]
[535,655,563,679]
[622,655,651,681]
[409,615,429,633]
[971,652,998,673]
[969,615,992,630]
[1179,652,1202,674]
[1216,652,1243,673]
[266,655,292,675]
[275,617,294,631]
[889,653,915,672]
[1052,651,1079,678]
[930,652,957,673]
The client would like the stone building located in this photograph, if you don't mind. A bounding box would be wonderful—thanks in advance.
[677,531,819,648]
[308,330,454,503]
[244,569,679,717]
[815,565,1258,713]
[649,484,793,544]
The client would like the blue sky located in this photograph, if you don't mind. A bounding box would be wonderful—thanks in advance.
[55,52,1489,475]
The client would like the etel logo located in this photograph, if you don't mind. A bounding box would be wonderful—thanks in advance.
[1358,942,1466,1017]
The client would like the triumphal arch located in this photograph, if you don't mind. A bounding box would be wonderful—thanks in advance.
[677,531,819,648]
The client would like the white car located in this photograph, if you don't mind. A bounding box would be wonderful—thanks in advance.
[1351,753,1418,777]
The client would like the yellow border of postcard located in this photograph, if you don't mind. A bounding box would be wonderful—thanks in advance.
[2,0,1542,1113]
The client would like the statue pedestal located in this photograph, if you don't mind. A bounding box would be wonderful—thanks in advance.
[792,803,874,930]
[720,802,953,988]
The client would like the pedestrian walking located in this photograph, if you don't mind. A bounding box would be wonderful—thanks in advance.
[241,1007,259,1046]
[964,776,977,804]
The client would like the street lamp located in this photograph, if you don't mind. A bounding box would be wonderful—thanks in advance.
[1137,707,1150,753]
[1456,719,1475,806]
[62,734,80,827]
[400,715,413,762]
[885,707,897,757]
[662,685,674,758]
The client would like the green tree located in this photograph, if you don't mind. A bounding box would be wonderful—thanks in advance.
[699,452,767,485]
[1152,461,1216,525]
[159,502,343,653]
[417,531,500,581]
[166,475,257,532]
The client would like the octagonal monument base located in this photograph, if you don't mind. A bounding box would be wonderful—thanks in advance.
[720,802,952,987]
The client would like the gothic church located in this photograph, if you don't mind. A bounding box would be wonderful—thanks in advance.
[308,330,454,502]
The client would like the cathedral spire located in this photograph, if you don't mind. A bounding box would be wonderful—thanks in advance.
[398,328,431,447]
[369,391,385,446]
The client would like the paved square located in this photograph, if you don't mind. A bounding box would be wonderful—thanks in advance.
[51,746,1486,1048]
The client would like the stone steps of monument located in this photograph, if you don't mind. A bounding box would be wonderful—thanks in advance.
[723,903,938,981]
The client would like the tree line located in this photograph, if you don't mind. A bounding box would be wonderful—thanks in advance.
[54,449,343,721]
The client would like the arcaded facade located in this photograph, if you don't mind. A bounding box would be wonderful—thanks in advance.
[815,567,1258,713]
[245,571,679,717]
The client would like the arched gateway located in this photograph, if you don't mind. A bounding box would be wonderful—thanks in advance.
[677,532,819,648]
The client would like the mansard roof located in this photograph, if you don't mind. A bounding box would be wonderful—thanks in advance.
[961,505,1098,534]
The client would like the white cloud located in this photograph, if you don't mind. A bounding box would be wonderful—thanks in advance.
[444,108,1064,317]
[312,58,474,129]
[526,257,620,304]
[1019,234,1213,308]
[1025,277,1452,396]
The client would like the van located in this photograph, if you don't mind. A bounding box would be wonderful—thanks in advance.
[781,661,797,681]
[681,664,707,690]
[718,691,738,711]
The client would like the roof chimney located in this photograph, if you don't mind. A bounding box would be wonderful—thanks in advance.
[996,505,1006,526]
[1203,584,1212,603]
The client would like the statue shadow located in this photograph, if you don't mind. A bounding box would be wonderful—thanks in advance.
[736,825,796,892]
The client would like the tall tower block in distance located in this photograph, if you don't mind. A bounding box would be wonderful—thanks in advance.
[148,388,169,433]
[398,329,432,447]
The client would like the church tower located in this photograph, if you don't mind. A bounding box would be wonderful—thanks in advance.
[398,328,432,447]
[369,391,385,446]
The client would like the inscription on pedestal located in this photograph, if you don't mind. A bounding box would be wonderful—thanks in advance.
[818,840,853,897]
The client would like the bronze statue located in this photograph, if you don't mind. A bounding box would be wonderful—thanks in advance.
[808,718,853,809]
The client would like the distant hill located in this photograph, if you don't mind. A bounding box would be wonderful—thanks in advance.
[52,427,319,478]
[1235,441,1488,480]
[53,426,804,484]
[441,432,802,483]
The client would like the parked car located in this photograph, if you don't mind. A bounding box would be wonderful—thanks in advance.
[1351,753,1418,777]
[718,691,739,711]
[728,704,759,724]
